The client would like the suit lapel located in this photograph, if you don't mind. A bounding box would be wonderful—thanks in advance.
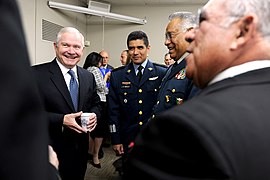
[49,59,75,111]
[125,63,138,86]
[77,67,86,111]
[167,60,187,80]
[139,61,154,85]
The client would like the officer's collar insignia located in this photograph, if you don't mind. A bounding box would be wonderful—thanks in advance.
[175,68,186,79]
[127,69,131,73]
[148,67,153,71]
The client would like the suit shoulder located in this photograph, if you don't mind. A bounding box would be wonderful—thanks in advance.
[153,62,167,69]
[111,66,125,73]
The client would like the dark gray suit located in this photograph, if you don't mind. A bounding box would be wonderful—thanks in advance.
[33,59,101,180]
[124,67,270,180]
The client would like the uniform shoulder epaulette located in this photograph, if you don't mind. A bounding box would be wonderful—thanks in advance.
[111,65,126,72]
[153,62,167,68]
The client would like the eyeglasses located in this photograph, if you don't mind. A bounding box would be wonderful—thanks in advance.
[165,32,181,40]
[195,8,242,29]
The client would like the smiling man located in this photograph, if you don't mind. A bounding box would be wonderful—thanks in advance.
[32,27,101,180]
[123,0,270,179]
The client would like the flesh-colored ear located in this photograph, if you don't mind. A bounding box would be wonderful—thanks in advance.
[230,15,255,50]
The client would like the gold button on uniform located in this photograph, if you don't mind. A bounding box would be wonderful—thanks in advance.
[124,92,127,95]
[139,121,143,125]
[139,111,142,115]
[152,115,155,119]
[172,89,176,93]
[138,89,143,93]
[139,100,143,104]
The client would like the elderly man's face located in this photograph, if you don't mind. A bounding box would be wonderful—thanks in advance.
[185,0,240,88]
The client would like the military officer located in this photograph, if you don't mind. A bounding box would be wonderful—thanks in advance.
[108,30,167,156]
[151,12,200,119]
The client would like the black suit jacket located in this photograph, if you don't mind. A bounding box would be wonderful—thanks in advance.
[32,59,101,179]
[124,67,270,180]
[33,59,101,142]
[0,0,59,179]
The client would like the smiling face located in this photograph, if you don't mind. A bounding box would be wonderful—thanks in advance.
[165,18,190,61]
[54,31,84,69]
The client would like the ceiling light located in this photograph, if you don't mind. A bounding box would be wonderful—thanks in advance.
[48,1,147,25]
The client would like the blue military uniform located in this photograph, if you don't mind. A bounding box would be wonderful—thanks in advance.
[108,60,167,153]
[151,59,200,119]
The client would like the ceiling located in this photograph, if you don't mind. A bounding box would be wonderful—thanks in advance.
[79,0,208,6]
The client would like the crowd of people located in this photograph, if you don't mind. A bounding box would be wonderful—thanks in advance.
[4,0,270,179]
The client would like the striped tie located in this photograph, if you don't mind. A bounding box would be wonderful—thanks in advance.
[68,69,78,111]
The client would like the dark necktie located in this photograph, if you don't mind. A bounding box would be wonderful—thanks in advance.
[68,69,78,111]
[137,65,143,82]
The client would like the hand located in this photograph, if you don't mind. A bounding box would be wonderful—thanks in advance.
[113,144,124,156]
[48,145,59,170]
[87,113,97,132]
[104,71,111,82]
[63,111,86,133]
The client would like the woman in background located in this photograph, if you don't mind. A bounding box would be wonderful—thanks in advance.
[83,52,110,168]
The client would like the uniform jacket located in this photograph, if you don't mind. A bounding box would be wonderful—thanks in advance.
[124,67,270,180]
[152,59,200,118]
[32,59,101,179]
[108,60,167,151]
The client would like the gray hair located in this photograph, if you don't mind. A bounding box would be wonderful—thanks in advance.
[168,12,196,32]
[56,27,85,47]
[217,0,270,40]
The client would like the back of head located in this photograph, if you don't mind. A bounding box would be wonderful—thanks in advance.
[83,52,103,69]
[127,30,149,48]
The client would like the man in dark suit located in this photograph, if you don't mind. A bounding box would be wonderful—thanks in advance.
[1,0,60,179]
[123,0,270,179]
[108,30,167,156]
[151,12,200,119]
[33,27,101,180]
[99,50,114,88]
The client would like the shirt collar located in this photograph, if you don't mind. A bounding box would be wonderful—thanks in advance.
[133,59,148,71]
[56,58,78,78]
[208,60,270,86]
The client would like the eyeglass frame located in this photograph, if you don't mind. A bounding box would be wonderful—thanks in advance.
[195,8,243,29]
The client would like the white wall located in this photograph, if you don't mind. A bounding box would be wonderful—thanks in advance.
[16,0,205,67]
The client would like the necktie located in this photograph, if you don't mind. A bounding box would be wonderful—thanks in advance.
[68,69,78,111]
[137,65,143,82]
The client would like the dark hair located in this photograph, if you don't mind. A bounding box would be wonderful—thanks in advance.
[83,52,103,69]
[127,30,149,48]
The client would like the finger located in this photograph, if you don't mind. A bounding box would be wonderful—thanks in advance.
[88,123,97,132]
[73,111,83,118]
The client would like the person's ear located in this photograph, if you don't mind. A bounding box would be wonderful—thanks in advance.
[230,14,256,50]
